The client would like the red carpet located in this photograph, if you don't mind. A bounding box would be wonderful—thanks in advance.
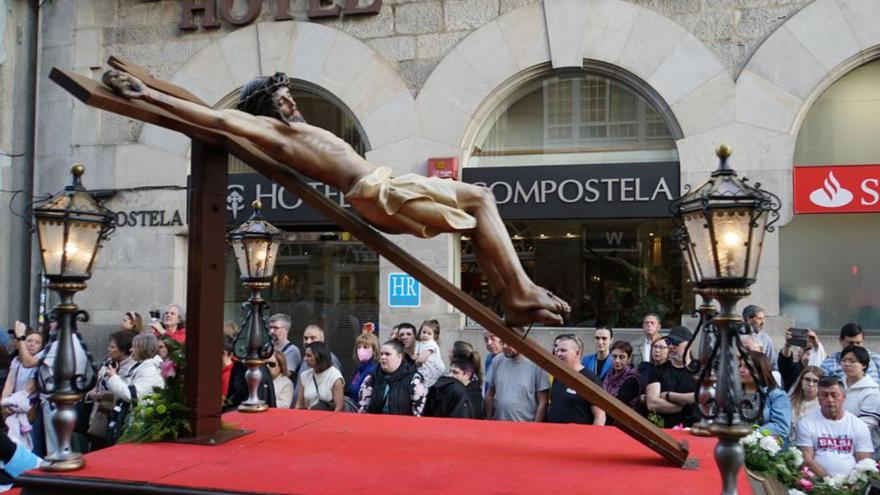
[22,409,751,494]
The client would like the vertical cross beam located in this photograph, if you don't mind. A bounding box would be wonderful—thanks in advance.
[184,141,228,436]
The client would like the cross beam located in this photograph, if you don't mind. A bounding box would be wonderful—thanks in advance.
[50,60,691,466]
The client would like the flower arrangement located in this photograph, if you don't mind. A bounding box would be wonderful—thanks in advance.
[742,427,804,488]
[118,337,191,443]
[742,426,880,495]
[788,458,880,495]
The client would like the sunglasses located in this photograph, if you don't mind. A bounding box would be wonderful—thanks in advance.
[266,361,277,368]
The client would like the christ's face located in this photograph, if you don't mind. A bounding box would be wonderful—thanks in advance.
[273,87,305,123]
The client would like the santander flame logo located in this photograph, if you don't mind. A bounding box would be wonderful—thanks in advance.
[809,171,853,208]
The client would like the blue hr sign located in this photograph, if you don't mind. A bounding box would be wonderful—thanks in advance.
[388,273,420,308]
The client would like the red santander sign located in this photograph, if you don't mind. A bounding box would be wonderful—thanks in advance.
[793,164,880,214]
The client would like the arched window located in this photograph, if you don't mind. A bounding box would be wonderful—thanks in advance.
[220,82,374,378]
[471,68,679,167]
[781,60,880,331]
[463,68,684,329]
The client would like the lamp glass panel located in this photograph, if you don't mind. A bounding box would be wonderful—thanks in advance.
[711,209,751,279]
[684,212,717,279]
[681,239,699,283]
[36,218,65,276]
[245,239,271,279]
[63,221,102,277]
[262,240,280,278]
[746,209,769,280]
[232,240,249,278]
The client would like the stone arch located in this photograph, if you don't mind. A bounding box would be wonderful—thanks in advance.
[136,21,415,165]
[415,0,732,154]
[737,0,880,136]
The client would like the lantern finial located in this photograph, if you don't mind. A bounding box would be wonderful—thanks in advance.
[712,144,733,176]
[70,164,85,186]
[252,200,262,212]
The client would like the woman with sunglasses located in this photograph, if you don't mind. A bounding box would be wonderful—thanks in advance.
[266,350,294,408]
[788,366,823,444]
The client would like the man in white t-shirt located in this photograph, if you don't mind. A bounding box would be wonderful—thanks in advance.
[796,376,873,477]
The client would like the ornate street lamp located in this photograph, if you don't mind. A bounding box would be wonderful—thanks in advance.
[670,145,781,495]
[675,226,718,438]
[32,164,114,471]
[228,201,283,412]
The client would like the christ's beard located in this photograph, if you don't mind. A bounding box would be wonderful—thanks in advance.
[284,113,307,124]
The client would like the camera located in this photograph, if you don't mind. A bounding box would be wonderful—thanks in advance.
[149,309,161,322]
[789,327,809,348]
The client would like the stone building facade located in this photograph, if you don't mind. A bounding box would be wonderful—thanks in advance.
[2,0,878,364]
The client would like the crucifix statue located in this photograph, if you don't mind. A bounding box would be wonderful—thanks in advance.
[102,69,570,329]
[49,60,690,467]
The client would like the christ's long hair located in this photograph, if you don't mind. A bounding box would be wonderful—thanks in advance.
[237,72,293,122]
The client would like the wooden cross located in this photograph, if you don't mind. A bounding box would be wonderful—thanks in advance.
[51,58,691,467]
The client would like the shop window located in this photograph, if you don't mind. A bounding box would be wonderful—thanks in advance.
[782,60,880,331]
[465,69,683,328]
[219,82,375,379]
[461,220,684,329]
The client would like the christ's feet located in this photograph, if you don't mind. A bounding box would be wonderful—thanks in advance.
[500,285,570,327]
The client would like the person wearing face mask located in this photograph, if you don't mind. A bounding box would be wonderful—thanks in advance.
[347,333,379,401]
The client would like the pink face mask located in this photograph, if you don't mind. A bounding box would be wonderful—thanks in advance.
[357,348,372,363]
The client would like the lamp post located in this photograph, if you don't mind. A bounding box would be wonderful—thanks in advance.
[670,145,781,495]
[32,164,114,471]
[228,201,283,412]
[676,227,718,438]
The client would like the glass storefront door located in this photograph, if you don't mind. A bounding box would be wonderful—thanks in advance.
[461,219,684,329]
[224,232,378,379]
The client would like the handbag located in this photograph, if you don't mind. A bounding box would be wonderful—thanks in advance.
[309,373,335,411]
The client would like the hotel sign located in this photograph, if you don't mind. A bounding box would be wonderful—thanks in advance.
[226,162,679,225]
[175,0,382,30]
[462,162,679,219]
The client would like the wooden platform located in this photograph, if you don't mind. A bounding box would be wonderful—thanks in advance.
[15,409,750,495]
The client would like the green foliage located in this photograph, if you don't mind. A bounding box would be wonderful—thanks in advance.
[647,411,664,429]
[118,338,191,443]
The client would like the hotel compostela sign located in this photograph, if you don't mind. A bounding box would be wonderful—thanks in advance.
[462,162,679,219]
[226,162,679,224]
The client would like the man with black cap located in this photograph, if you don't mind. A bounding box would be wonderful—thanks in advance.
[645,326,698,427]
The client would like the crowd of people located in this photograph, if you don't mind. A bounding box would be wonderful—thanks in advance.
[0,302,877,485]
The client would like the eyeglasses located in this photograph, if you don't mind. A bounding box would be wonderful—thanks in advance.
[266,361,277,368]
[652,345,669,351]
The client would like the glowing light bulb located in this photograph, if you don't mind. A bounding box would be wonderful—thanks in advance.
[721,231,741,247]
